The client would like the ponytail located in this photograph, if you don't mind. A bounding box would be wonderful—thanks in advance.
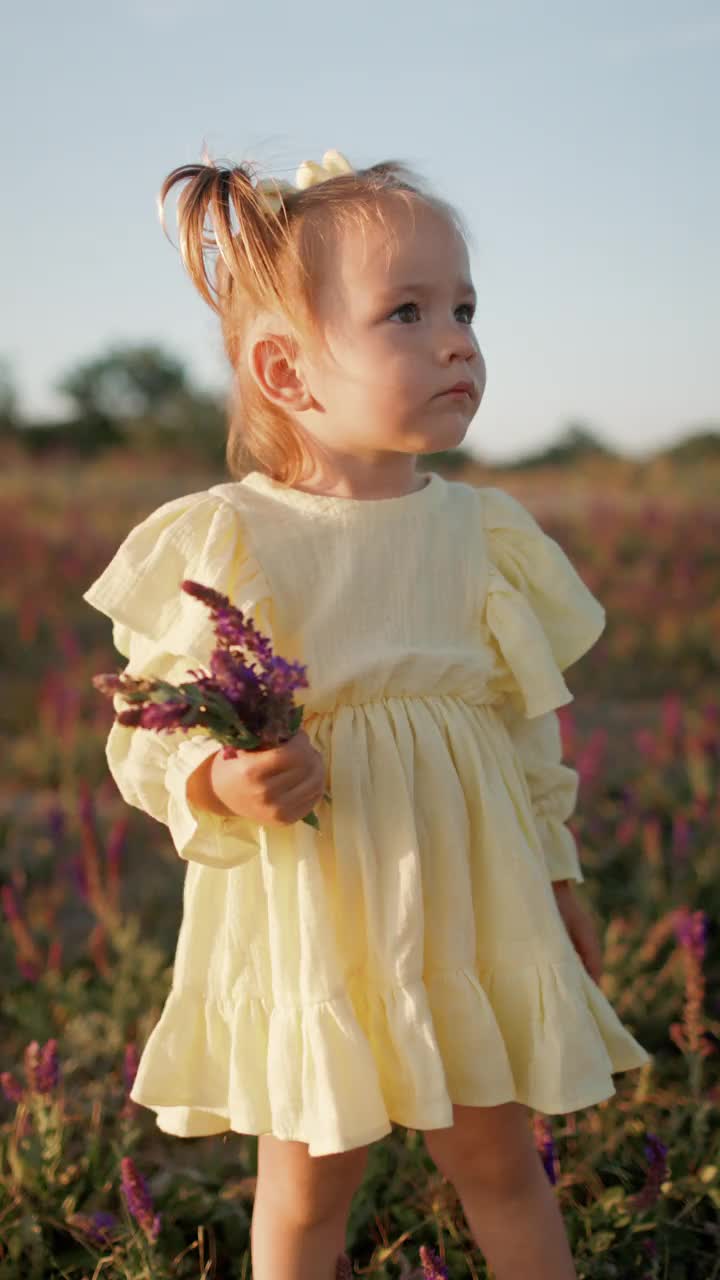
[157,157,296,318]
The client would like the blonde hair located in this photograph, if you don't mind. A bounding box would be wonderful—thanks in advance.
[158,152,470,487]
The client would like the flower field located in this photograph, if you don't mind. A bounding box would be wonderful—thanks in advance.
[1,452,719,1278]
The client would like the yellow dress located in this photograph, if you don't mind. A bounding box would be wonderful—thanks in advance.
[82,469,651,1156]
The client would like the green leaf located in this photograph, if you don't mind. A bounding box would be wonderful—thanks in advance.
[599,1186,626,1210]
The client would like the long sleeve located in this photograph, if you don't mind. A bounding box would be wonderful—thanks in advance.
[477,485,606,885]
[496,690,584,884]
[83,491,275,870]
[104,688,263,872]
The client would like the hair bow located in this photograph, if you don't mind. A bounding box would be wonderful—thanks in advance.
[255,149,355,215]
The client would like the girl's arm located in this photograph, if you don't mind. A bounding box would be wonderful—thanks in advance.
[496,691,586,886]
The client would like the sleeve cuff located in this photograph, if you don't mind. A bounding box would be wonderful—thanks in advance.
[165,736,263,870]
[533,810,585,884]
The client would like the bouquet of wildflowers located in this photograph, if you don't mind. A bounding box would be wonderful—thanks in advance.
[91,580,330,829]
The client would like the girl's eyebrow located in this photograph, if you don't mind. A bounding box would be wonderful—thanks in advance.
[379,280,477,302]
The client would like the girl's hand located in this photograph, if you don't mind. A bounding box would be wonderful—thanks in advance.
[552,882,604,983]
[210,729,327,827]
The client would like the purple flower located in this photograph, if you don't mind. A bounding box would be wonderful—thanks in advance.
[1,884,20,923]
[207,649,268,723]
[90,1210,119,1242]
[532,1112,559,1184]
[182,580,276,663]
[70,1210,119,1245]
[419,1244,449,1278]
[644,1134,668,1165]
[37,1039,60,1093]
[673,909,708,960]
[120,1156,161,1244]
[91,578,328,829]
[139,698,194,731]
[22,1039,60,1094]
[631,1130,669,1210]
[93,581,309,748]
[92,1209,119,1237]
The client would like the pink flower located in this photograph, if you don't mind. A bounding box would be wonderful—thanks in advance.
[1,1072,24,1103]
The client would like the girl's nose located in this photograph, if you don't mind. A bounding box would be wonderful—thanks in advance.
[435,314,479,360]
[439,326,480,363]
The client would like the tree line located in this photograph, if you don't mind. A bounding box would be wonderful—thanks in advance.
[1,345,718,470]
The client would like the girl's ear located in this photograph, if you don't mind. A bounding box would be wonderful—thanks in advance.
[247,326,314,412]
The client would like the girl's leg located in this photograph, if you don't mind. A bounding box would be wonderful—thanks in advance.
[250,1132,369,1280]
[424,1102,577,1280]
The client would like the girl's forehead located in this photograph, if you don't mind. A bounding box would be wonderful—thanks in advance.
[312,200,470,322]
[343,204,467,279]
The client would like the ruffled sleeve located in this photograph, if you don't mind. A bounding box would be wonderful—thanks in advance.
[478,486,606,883]
[479,486,606,720]
[82,490,273,870]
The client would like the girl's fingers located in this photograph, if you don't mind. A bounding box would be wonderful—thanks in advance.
[275,771,327,821]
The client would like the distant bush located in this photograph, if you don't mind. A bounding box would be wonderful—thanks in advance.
[663,427,720,463]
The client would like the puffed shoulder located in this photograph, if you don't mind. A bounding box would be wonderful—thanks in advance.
[478,487,606,719]
[82,489,273,666]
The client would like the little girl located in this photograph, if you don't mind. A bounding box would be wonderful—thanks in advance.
[83,148,652,1280]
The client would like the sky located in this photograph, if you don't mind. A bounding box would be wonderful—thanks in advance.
[2,1,718,464]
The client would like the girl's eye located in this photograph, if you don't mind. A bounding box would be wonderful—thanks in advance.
[391,301,476,324]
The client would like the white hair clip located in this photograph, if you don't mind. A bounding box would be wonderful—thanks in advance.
[255,149,355,215]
